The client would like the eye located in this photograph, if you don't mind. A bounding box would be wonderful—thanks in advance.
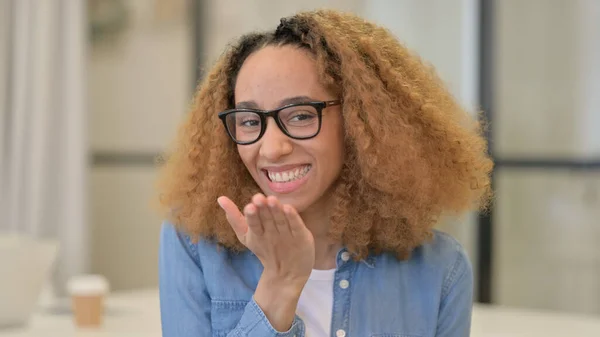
[234,112,261,128]
[239,119,260,127]
[289,112,316,122]
[281,107,319,126]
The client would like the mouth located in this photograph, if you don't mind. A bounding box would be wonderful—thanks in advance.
[261,164,312,194]
[263,164,312,183]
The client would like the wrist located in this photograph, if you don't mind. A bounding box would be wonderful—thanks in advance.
[253,274,306,332]
[255,273,305,308]
[260,270,308,291]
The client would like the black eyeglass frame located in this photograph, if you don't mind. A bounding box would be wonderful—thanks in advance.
[218,100,342,145]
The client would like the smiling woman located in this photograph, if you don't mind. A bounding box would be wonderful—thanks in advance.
[231,45,346,217]
[156,9,492,337]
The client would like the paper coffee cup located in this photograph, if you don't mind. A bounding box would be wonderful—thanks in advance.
[67,275,109,327]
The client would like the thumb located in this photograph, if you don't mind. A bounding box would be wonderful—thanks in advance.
[217,196,248,238]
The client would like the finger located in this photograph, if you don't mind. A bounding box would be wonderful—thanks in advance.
[244,203,264,236]
[253,194,278,235]
[267,196,291,237]
[217,196,247,237]
[283,204,305,237]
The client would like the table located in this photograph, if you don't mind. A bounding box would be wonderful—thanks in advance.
[0,289,161,337]
[2,289,600,336]
[472,303,600,336]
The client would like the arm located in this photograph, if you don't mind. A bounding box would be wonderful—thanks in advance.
[158,222,305,337]
[435,246,474,337]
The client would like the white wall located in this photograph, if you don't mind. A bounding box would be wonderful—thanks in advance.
[88,0,192,290]
[89,0,189,153]
[493,0,600,314]
[201,0,364,64]
[494,0,596,159]
[364,0,479,112]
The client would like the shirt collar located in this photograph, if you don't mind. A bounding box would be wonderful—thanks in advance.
[336,247,377,269]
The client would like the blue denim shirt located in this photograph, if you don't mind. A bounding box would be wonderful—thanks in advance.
[159,222,473,337]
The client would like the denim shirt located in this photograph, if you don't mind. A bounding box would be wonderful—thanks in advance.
[159,222,473,337]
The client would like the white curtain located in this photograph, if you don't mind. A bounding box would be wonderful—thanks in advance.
[0,0,89,295]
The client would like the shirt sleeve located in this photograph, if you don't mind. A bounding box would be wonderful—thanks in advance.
[435,244,474,337]
[159,222,305,337]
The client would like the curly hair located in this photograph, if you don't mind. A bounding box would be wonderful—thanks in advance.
[156,9,493,260]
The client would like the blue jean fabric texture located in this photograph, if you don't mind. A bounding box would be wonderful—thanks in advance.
[159,222,473,337]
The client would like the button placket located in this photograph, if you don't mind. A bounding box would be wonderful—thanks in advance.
[331,252,356,337]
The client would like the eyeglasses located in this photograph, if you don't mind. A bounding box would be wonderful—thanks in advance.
[218,100,341,145]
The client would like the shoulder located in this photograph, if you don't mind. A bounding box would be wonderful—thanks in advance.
[374,230,472,295]
[160,221,203,258]
[159,220,255,266]
[416,230,470,266]
[377,230,469,267]
[414,230,473,297]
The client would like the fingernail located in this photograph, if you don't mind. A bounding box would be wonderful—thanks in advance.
[217,198,224,209]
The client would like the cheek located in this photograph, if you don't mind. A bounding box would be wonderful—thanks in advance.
[328,117,346,163]
[318,123,345,175]
[236,146,256,172]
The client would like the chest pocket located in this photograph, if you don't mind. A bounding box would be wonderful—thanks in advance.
[210,300,248,337]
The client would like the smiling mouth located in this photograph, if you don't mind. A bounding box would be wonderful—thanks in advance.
[263,165,312,183]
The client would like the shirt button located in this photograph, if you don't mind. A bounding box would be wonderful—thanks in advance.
[336,329,346,337]
[341,251,350,261]
[339,279,349,289]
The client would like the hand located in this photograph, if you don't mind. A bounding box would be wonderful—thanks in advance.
[217,193,315,284]
[217,193,315,332]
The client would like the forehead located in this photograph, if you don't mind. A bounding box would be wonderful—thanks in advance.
[234,45,325,108]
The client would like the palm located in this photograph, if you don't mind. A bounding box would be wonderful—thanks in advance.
[218,194,315,281]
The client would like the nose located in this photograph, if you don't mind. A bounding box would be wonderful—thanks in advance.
[258,118,293,161]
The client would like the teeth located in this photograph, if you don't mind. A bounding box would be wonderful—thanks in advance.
[268,165,311,183]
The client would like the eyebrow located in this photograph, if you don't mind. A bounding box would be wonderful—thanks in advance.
[235,95,315,109]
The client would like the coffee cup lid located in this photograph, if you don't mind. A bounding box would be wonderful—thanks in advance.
[67,274,109,296]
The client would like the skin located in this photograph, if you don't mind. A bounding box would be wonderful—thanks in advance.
[217,45,345,332]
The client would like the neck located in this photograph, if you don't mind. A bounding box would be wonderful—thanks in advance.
[300,204,342,270]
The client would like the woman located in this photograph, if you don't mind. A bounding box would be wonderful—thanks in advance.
[157,9,492,337]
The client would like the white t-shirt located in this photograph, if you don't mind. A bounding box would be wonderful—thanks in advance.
[296,268,336,337]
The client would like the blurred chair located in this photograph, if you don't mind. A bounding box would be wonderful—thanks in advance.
[0,235,58,328]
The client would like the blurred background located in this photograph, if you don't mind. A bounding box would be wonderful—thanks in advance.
[1,0,599,322]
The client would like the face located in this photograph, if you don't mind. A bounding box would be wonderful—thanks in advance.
[234,45,345,213]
